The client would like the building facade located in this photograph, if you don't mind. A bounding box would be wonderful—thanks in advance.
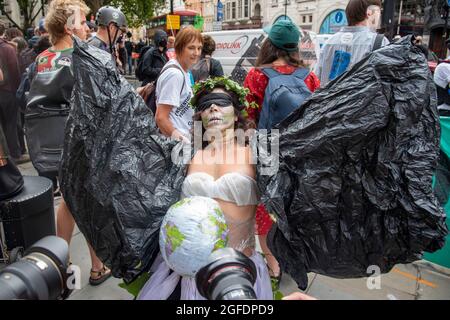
[220,0,262,30]
[0,0,45,29]
[262,0,348,33]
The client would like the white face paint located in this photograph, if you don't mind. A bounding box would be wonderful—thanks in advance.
[367,5,381,31]
[200,88,237,132]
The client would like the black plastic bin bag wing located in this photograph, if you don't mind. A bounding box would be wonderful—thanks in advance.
[257,36,448,290]
[60,38,186,283]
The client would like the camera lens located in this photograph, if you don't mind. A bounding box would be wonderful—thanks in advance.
[196,248,257,300]
[0,236,70,300]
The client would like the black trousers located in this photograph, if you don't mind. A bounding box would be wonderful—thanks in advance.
[17,110,26,155]
[0,90,21,158]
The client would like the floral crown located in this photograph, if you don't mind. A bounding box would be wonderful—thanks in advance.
[190,77,257,118]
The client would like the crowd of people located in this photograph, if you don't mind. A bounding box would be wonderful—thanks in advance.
[1,0,447,300]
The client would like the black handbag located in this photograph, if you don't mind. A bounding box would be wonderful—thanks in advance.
[25,66,74,176]
[0,124,24,201]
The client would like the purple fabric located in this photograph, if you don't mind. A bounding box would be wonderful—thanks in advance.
[137,251,273,300]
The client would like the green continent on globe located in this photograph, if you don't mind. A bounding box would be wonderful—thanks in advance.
[210,209,228,251]
[165,223,185,252]
[171,197,191,209]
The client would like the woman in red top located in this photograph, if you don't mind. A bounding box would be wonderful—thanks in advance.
[243,19,320,284]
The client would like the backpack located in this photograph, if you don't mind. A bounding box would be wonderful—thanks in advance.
[25,65,74,177]
[258,67,312,130]
[19,47,37,73]
[140,63,186,115]
[135,45,153,81]
[372,33,384,51]
[191,57,211,83]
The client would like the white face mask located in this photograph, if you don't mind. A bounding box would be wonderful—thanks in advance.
[367,5,381,31]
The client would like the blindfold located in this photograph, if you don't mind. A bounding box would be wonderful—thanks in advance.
[196,93,234,112]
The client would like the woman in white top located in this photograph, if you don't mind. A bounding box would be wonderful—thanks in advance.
[155,26,203,142]
[138,78,272,300]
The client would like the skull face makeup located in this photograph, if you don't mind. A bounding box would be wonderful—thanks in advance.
[200,89,237,132]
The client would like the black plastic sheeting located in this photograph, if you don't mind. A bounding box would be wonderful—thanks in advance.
[60,38,187,282]
[62,36,447,290]
[257,36,448,290]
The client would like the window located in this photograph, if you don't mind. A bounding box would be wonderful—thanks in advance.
[232,1,236,19]
[226,2,230,20]
[302,15,306,23]
[254,3,261,17]
[238,0,242,18]
[309,15,313,23]
[272,0,278,7]
[244,0,249,18]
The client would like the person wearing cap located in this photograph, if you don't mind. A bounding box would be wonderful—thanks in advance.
[243,19,320,288]
[88,5,127,60]
[314,0,389,87]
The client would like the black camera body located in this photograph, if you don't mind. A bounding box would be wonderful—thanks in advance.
[196,248,257,300]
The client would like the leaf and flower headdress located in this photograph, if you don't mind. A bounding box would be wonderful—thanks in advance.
[190,77,258,118]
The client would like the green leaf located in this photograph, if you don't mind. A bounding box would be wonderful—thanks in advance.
[118,272,151,298]
[274,290,284,300]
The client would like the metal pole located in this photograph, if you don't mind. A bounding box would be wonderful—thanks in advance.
[442,3,450,57]
[285,0,287,19]
[170,0,174,14]
[396,0,403,35]
[446,4,450,41]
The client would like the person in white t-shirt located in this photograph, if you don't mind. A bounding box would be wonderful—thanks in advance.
[155,26,203,141]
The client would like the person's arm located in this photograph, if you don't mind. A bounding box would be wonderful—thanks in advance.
[155,104,187,141]
[244,68,265,124]
[304,72,321,93]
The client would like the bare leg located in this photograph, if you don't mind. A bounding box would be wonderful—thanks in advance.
[88,244,104,271]
[56,199,109,280]
[259,234,280,277]
[56,199,75,244]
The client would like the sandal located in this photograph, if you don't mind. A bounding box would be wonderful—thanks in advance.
[89,265,112,286]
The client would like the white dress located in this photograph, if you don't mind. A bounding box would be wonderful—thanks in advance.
[137,172,273,300]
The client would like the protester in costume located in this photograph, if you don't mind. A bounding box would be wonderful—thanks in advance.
[138,77,273,300]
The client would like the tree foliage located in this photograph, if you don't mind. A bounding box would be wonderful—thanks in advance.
[110,0,164,28]
[0,0,163,34]
[0,0,44,34]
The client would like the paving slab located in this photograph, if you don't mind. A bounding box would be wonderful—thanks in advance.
[306,273,416,300]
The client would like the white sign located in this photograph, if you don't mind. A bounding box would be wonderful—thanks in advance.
[212,21,222,31]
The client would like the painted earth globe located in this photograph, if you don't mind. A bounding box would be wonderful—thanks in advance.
[159,196,229,277]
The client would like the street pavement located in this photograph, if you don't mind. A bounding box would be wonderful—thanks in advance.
[9,161,450,300]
